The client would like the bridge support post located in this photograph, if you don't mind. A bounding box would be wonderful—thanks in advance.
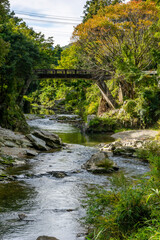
[96,79,117,110]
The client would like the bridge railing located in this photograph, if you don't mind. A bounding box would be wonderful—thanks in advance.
[35,69,94,75]
[34,69,112,80]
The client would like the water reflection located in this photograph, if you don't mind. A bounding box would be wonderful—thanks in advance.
[28,118,114,146]
[0,181,35,212]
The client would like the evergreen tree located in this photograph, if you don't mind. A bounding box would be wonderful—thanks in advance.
[83,0,122,22]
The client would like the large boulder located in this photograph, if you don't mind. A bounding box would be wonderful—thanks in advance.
[0,126,32,148]
[27,134,49,151]
[31,130,62,148]
[83,152,119,174]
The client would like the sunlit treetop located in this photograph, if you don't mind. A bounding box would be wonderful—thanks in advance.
[74,0,159,39]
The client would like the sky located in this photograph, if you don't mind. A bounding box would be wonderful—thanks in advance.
[9,0,87,47]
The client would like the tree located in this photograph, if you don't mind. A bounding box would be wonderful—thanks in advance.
[0,0,10,22]
[0,11,54,132]
[83,0,122,22]
[74,1,160,101]
[0,0,10,66]
[53,44,63,66]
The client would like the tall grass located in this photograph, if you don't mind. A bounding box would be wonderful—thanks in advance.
[85,141,160,240]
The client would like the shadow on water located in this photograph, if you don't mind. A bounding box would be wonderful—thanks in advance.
[0,181,35,212]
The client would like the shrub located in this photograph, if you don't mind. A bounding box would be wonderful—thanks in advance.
[138,88,160,127]
[115,187,151,233]
[87,117,117,133]
[123,100,138,118]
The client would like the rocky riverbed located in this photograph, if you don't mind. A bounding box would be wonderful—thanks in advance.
[0,126,63,181]
[0,116,153,240]
[99,129,159,158]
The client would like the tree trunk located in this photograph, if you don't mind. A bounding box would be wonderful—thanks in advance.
[96,79,117,109]
[17,78,32,107]
[98,96,109,116]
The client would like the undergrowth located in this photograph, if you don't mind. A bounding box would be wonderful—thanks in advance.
[85,141,160,240]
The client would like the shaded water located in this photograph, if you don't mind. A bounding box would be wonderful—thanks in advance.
[0,116,149,240]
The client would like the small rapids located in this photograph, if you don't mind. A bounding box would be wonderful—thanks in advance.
[0,115,149,240]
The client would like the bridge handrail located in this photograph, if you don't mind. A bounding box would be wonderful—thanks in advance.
[35,69,107,75]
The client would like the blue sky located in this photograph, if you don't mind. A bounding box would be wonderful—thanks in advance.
[9,0,87,46]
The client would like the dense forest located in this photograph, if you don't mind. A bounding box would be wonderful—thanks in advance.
[1,0,160,133]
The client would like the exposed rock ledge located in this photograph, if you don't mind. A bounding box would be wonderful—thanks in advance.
[111,130,158,140]
[0,127,63,180]
[99,130,159,158]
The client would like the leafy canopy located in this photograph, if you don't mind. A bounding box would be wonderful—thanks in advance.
[74,1,160,76]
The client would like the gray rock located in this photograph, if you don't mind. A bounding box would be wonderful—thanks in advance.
[83,152,118,174]
[4,141,18,148]
[47,171,67,178]
[25,149,38,156]
[0,127,31,148]
[0,147,38,159]
[18,213,27,220]
[27,134,49,151]
[113,147,136,157]
[36,236,59,240]
[32,130,62,148]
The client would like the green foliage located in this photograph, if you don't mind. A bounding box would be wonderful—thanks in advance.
[123,100,138,118]
[0,100,30,133]
[85,141,160,240]
[96,158,113,169]
[139,88,160,127]
[87,101,99,115]
[88,117,117,132]
[0,4,54,131]
[136,140,160,160]
[85,84,101,115]
[115,187,151,233]
[83,0,122,23]
[58,44,82,69]
[85,175,160,239]
[53,44,63,66]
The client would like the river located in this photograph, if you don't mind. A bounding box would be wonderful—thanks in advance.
[0,116,150,240]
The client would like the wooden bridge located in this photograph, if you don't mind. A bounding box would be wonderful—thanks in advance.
[35,69,111,80]
[34,69,158,110]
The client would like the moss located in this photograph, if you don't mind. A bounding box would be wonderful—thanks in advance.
[96,158,114,170]
[0,155,15,166]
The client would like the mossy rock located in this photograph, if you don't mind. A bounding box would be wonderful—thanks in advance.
[83,152,119,174]
[113,147,136,157]
[0,155,15,166]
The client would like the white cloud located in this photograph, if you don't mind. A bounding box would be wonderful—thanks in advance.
[9,0,87,46]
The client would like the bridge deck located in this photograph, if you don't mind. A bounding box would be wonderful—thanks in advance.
[35,69,111,80]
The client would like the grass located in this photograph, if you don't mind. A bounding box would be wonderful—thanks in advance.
[84,140,160,240]
[96,158,114,169]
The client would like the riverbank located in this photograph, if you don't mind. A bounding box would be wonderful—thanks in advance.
[85,130,160,240]
[99,129,159,158]
[0,115,158,240]
[0,126,63,181]
[0,118,158,181]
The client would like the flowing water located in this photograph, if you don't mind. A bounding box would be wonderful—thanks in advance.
[0,116,150,240]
